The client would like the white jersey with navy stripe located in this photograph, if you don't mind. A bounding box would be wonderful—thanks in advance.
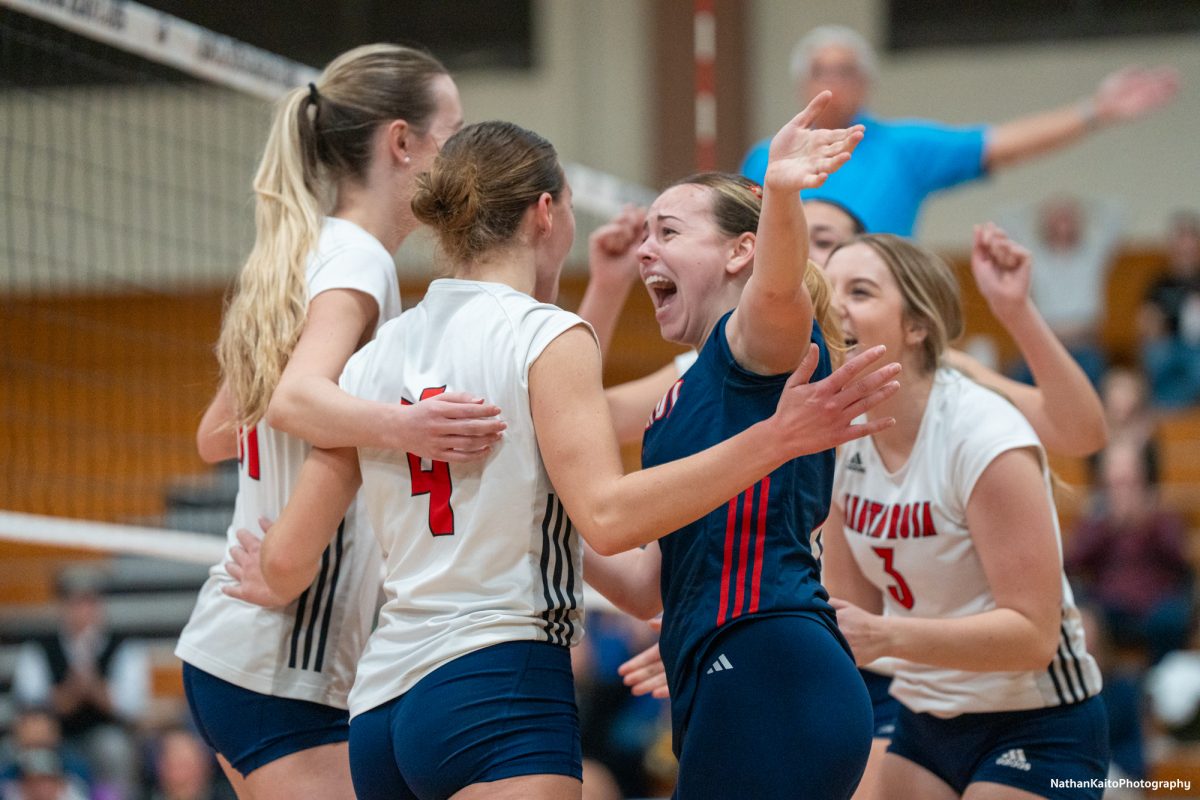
[176,218,400,709]
[340,279,589,718]
[833,368,1101,717]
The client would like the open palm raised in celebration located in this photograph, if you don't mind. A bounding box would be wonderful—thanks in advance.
[765,90,865,192]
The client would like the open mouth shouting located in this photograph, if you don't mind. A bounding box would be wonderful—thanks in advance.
[645,273,678,315]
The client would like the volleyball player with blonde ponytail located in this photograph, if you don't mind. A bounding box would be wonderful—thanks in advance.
[177,45,502,800]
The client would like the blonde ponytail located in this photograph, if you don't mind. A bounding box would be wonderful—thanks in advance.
[803,262,845,365]
[217,87,322,426]
[215,44,448,426]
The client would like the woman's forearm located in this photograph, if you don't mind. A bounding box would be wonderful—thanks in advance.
[884,608,1058,673]
[1002,300,1107,456]
[582,541,662,620]
[260,446,361,600]
[267,373,407,450]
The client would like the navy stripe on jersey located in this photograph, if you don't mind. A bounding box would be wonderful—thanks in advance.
[539,495,562,644]
[561,519,579,640]
[287,520,346,671]
[539,494,578,646]
[716,477,770,626]
[549,511,572,643]
[1046,623,1091,705]
[1060,623,1091,701]
[313,523,346,672]
[300,541,332,669]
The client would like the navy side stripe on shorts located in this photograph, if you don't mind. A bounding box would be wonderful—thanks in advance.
[288,519,346,671]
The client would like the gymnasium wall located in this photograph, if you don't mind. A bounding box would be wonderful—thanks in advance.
[8,0,1194,291]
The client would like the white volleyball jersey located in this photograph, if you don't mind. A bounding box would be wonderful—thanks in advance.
[833,368,1100,717]
[176,217,401,708]
[339,279,589,718]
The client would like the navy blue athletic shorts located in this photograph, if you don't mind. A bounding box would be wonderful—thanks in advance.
[182,662,349,776]
[673,614,872,800]
[861,667,899,739]
[888,695,1110,799]
[348,639,581,800]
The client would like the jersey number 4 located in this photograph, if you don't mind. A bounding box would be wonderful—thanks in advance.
[237,426,260,481]
[871,546,914,610]
[402,387,455,536]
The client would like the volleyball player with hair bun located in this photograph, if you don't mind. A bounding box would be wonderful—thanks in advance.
[251,106,899,800]
[176,45,504,800]
[823,228,1109,800]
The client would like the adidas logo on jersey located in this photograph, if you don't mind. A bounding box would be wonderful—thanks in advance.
[706,654,733,674]
[847,453,865,473]
[995,749,1032,771]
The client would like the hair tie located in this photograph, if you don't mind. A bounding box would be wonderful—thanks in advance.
[305,82,321,125]
[747,182,763,200]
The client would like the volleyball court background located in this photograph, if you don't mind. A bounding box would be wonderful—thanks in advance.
[0,0,659,531]
[0,0,663,729]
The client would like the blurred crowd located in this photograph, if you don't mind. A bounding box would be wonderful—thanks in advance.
[0,570,235,800]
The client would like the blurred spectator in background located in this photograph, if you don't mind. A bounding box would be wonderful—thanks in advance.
[1140,210,1200,408]
[1148,622,1200,748]
[997,195,1123,386]
[1078,605,1147,785]
[144,728,232,800]
[1067,440,1193,665]
[0,709,90,796]
[1090,366,1160,484]
[572,610,667,799]
[0,749,87,800]
[10,568,148,799]
[740,24,1179,237]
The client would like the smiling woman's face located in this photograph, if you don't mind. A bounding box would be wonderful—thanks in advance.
[824,241,911,362]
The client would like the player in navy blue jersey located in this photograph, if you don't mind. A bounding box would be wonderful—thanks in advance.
[584,91,882,799]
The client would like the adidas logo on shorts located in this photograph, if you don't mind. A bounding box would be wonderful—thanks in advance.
[706,654,733,674]
[847,453,865,473]
[995,749,1032,772]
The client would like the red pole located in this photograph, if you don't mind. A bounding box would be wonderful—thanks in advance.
[694,0,717,171]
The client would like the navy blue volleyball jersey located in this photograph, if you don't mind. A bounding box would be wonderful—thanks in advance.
[643,311,838,741]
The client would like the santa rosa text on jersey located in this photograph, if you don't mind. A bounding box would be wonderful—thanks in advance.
[842,493,940,540]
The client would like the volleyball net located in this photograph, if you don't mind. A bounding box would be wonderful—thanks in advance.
[0,0,655,563]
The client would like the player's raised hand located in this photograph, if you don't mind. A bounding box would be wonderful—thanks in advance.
[764,90,864,193]
[971,222,1033,322]
[1092,65,1180,125]
[769,343,901,457]
[588,205,647,290]
[222,521,291,608]
[396,392,507,463]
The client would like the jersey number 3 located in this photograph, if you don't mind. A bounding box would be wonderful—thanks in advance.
[871,546,914,610]
[402,387,455,536]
